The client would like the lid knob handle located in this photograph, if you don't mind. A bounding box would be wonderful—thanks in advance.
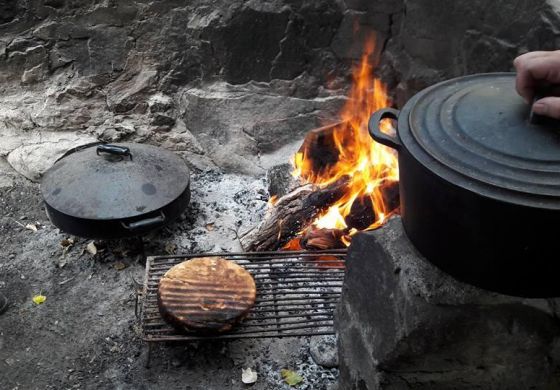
[96,144,132,161]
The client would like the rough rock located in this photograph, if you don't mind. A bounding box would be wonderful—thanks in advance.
[337,217,560,390]
[309,335,339,369]
[106,67,158,113]
[148,93,174,113]
[6,132,97,182]
[180,81,346,174]
[21,63,47,84]
[378,0,560,106]
[1,0,560,181]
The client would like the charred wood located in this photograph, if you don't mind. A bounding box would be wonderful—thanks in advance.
[242,177,350,252]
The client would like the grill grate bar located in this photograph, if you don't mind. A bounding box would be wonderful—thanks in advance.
[139,250,346,343]
[143,316,334,330]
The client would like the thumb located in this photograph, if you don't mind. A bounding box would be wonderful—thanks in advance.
[532,96,560,119]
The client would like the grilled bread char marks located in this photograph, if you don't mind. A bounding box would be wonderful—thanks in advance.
[157,257,257,333]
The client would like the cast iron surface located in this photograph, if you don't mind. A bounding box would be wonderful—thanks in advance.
[42,143,190,219]
[399,73,560,208]
[369,73,560,297]
[138,250,346,342]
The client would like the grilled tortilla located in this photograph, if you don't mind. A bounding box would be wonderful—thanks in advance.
[157,257,257,333]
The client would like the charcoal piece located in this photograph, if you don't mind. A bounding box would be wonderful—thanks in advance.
[301,228,346,250]
[266,163,300,199]
[380,180,400,212]
[344,196,376,230]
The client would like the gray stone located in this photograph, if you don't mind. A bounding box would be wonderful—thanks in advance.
[6,132,97,182]
[331,10,387,60]
[24,45,47,68]
[33,21,89,41]
[380,0,560,107]
[0,1,22,24]
[48,40,88,70]
[309,335,339,368]
[21,63,46,84]
[151,114,175,128]
[106,68,158,113]
[180,81,345,174]
[148,93,173,113]
[337,217,560,390]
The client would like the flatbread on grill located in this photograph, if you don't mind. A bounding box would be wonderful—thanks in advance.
[157,257,257,333]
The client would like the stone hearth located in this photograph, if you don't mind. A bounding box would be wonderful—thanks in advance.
[337,217,560,390]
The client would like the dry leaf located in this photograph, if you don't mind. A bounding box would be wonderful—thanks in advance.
[113,261,127,271]
[25,223,38,232]
[60,238,74,248]
[281,369,303,387]
[241,368,258,384]
[164,242,176,255]
[86,242,97,255]
[205,222,215,231]
[32,294,46,305]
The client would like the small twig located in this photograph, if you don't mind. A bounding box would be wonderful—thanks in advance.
[228,227,246,252]
[129,273,142,291]
[58,277,75,286]
[10,218,26,228]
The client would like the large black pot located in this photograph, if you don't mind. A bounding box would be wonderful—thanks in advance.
[369,73,560,298]
[41,143,190,239]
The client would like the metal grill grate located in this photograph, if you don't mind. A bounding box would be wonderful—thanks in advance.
[139,250,346,342]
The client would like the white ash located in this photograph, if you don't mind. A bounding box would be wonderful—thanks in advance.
[140,169,269,255]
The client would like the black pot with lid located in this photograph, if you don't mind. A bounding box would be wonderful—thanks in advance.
[369,72,560,297]
[41,143,191,239]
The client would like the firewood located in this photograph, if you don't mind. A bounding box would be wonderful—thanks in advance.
[242,177,350,252]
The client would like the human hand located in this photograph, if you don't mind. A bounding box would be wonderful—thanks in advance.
[513,50,560,119]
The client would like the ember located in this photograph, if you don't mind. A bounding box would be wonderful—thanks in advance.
[286,36,399,249]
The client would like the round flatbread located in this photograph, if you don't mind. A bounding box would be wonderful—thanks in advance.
[157,257,257,333]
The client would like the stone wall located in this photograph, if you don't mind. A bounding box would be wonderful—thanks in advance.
[1,0,560,181]
[379,0,560,106]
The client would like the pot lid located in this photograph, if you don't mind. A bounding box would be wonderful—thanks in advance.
[401,72,560,207]
[41,143,190,220]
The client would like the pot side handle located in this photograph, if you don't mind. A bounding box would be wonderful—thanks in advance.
[122,211,166,231]
[368,108,401,150]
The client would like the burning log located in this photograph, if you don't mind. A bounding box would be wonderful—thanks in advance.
[242,177,350,251]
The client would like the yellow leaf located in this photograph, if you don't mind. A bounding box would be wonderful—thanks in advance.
[60,238,74,248]
[32,294,46,305]
[164,243,176,255]
[205,222,215,231]
[113,261,127,271]
[281,369,303,387]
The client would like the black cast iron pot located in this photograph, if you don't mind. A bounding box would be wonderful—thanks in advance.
[41,143,190,239]
[369,73,560,298]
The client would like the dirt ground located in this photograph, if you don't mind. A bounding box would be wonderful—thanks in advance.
[0,164,338,390]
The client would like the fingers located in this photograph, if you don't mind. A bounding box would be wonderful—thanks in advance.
[533,96,560,119]
[513,51,560,102]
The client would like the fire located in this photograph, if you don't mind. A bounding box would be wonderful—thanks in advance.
[289,36,399,246]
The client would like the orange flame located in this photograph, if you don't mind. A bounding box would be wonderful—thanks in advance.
[290,36,399,242]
